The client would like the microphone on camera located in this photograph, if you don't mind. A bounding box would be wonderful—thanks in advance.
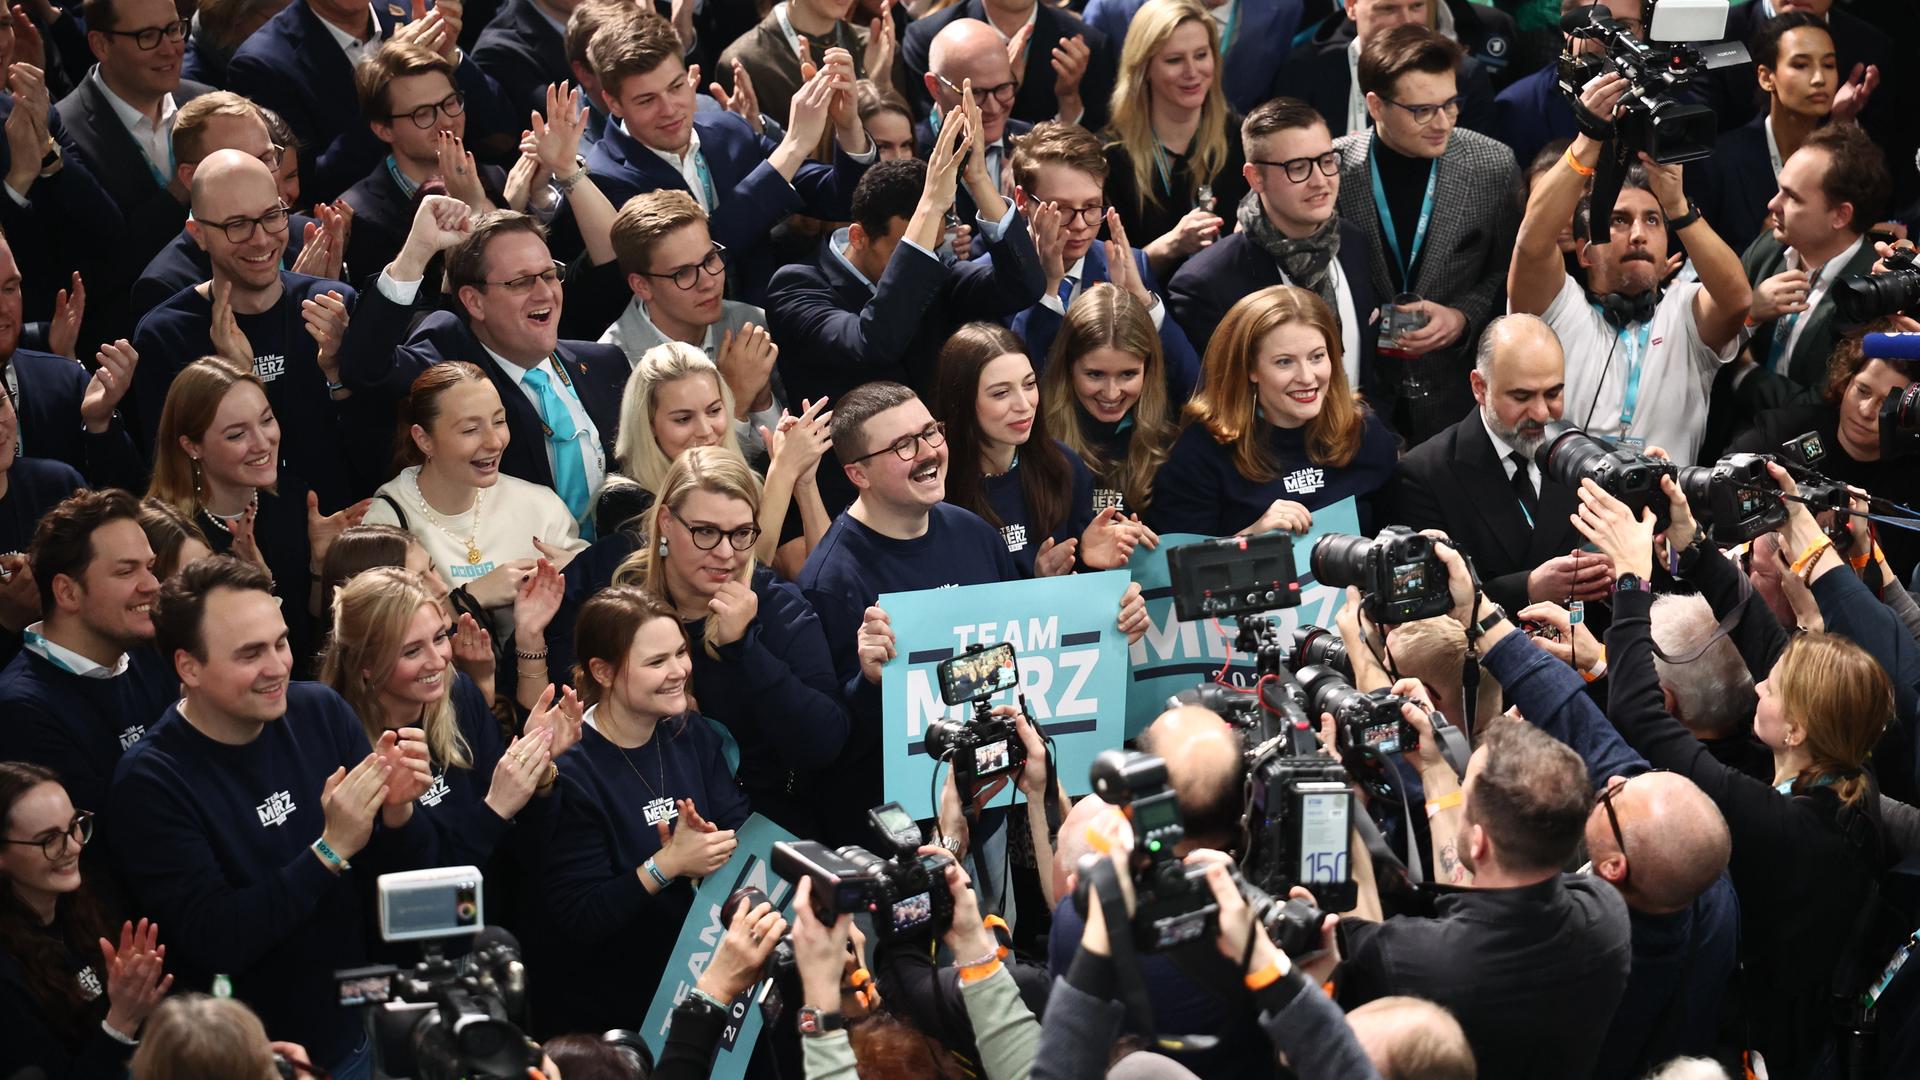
[1863,333,1920,362]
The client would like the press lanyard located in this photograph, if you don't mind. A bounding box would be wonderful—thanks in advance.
[1367,136,1436,287]
[1215,0,1238,56]
[385,155,420,199]
[1610,318,1653,430]
[1151,141,1176,199]
[774,2,803,58]
[6,362,20,456]
[534,356,583,441]
[688,150,719,213]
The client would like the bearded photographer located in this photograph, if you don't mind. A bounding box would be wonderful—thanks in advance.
[1567,463,1898,1076]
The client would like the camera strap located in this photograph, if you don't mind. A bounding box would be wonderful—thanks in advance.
[1085,860,1194,1051]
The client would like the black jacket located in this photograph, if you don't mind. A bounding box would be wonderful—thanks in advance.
[901,0,1116,131]
[1269,16,1498,139]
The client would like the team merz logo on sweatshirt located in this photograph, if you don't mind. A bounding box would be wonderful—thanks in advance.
[1001,523,1029,553]
[255,790,296,827]
[419,774,451,807]
[118,725,145,750]
[1282,467,1327,496]
[254,354,287,383]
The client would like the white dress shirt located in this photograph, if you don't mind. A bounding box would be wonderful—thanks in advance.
[1038,254,1166,328]
[92,68,177,179]
[480,341,608,500]
[317,3,384,67]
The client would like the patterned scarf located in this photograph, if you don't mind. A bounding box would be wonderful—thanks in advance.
[1237,190,1342,313]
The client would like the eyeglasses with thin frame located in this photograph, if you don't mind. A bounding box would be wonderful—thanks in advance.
[391,91,467,130]
[934,72,1019,108]
[100,18,187,50]
[1249,151,1341,184]
[673,513,762,552]
[0,810,94,861]
[1382,95,1464,127]
[478,261,565,294]
[849,422,946,465]
[642,244,728,291]
[1594,770,1663,874]
[212,204,293,244]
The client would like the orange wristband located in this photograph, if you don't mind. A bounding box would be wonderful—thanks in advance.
[1564,146,1597,177]
[958,958,1002,985]
[1244,957,1286,991]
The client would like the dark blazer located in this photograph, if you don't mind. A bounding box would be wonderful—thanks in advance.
[129,215,315,325]
[1380,409,1583,614]
[1685,116,1773,258]
[339,164,508,291]
[1081,0,1300,115]
[3,349,145,490]
[1704,3,1892,139]
[584,110,870,305]
[336,284,627,493]
[1741,230,1879,392]
[1270,17,1499,139]
[1002,240,1201,398]
[912,116,1031,229]
[0,95,124,343]
[226,0,515,202]
[1167,220,1395,419]
[470,0,569,117]
[901,0,1116,132]
[55,70,213,221]
[181,24,231,87]
[1492,63,1576,176]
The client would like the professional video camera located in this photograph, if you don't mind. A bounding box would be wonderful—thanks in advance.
[1536,420,1677,530]
[1833,249,1920,325]
[1166,530,1315,750]
[333,868,540,1080]
[1677,452,1787,544]
[772,802,955,946]
[1311,526,1452,625]
[925,642,1028,794]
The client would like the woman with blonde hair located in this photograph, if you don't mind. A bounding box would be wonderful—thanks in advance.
[129,995,275,1080]
[1147,285,1396,536]
[318,568,576,868]
[147,357,369,675]
[1042,283,1176,517]
[1103,0,1249,279]
[613,446,847,835]
[604,342,831,578]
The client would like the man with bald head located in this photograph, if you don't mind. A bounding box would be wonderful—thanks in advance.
[1137,704,1243,853]
[1383,313,1603,617]
[130,149,384,511]
[902,0,1114,133]
[909,19,1034,227]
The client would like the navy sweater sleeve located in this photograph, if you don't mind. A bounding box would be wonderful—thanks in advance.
[1143,423,1236,536]
[1480,629,1648,788]
[705,573,851,771]
[0,963,131,1080]
[419,674,516,867]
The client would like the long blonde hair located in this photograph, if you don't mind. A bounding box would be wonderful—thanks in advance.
[1185,285,1365,481]
[1042,283,1174,510]
[147,357,275,519]
[613,342,744,493]
[1106,0,1231,212]
[613,445,761,659]
[318,567,472,770]
[1772,631,1892,807]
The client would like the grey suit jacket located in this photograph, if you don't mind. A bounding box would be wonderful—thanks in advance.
[598,296,786,464]
[56,67,213,220]
[1333,127,1519,353]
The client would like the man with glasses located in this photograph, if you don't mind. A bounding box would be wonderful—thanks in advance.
[1273,0,1497,139]
[903,0,1114,133]
[341,198,628,532]
[1169,98,1394,417]
[1004,120,1199,396]
[600,189,786,466]
[912,18,1030,230]
[131,149,384,512]
[1334,24,1517,441]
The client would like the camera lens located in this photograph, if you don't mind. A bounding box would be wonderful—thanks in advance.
[924,718,963,763]
[1676,464,1715,523]
[1310,533,1373,590]
[1297,664,1365,722]
[1535,420,1611,490]
[1291,626,1352,681]
[1832,269,1920,325]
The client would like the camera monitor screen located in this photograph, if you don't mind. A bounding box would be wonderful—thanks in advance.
[1359,720,1405,756]
[1389,560,1427,600]
[892,891,933,931]
[974,739,1012,776]
[1295,784,1351,886]
[938,643,1019,706]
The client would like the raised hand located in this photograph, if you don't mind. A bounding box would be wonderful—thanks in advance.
[1831,62,1880,124]
[450,611,495,702]
[437,131,490,209]
[1102,210,1152,307]
[319,755,391,863]
[209,280,255,368]
[698,898,787,1002]
[80,340,137,434]
[1011,706,1048,799]
[1569,478,1655,581]
[765,395,832,487]
[717,322,778,419]
[1004,21,1033,68]
[375,727,434,805]
[1022,192,1067,288]
[863,6,895,83]
[228,502,269,574]
[307,493,371,566]
[1032,534,1078,577]
[708,578,759,646]
[395,193,474,278]
[485,727,553,820]
[512,556,565,641]
[1525,550,1614,603]
[532,82,587,174]
[48,271,82,358]
[856,604,895,684]
[786,66,836,151]
[709,61,764,135]
[654,801,738,880]
[301,289,351,382]
[1077,505,1138,570]
[100,918,172,1039]
[1051,34,1090,117]
[922,101,972,211]
[525,681,585,759]
[503,149,543,212]
[8,7,47,73]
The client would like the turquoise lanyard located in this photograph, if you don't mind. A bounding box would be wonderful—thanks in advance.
[690,150,719,212]
[1151,140,1176,199]
[1596,314,1654,430]
[532,354,584,440]
[1367,135,1437,288]
[385,154,420,199]
[1216,0,1238,56]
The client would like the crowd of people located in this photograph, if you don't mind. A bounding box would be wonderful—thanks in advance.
[0,0,1919,1075]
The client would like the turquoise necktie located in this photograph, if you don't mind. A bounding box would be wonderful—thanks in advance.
[521,366,591,528]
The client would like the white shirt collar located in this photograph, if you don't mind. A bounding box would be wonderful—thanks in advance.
[316,3,381,59]
[829,226,876,289]
[92,67,176,141]
[986,1,1038,45]
[20,622,130,679]
[628,298,718,355]
[1063,254,1087,285]
[1787,233,1868,287]
[643,125,704,174]
[479,341,555,387]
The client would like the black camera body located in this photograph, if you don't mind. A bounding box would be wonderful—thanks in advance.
[927,643,1028,794]
[1678,452,1786,545]
[1167,530,1301,620]
[1879,379,1920,462]
[1241,746,1357,913]
[1311,526,1452,625]
[338,930,537,1080]
[1537,420,1676,530]
[1297,665,1418,761]
[1835,249,1920,325]
[1173,679,1319,759]
[771,803,954,946]
[1556,3,1740,165]
[1288,625,1352,681]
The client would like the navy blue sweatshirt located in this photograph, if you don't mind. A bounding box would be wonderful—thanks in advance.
[531,712,749,1037]
[0,456,84,552]
[684,565,849,837]
[128,274,390,512]
[1144,409,1398,537]
[977,440,1097,578]
[411,672,517,867]
[199,477,317,678]
[0,918,129,1080]
[797,503,1017,841]
[107,683,435,1066]
[1072,411,1140,516]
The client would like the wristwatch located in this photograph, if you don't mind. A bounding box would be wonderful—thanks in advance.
[1470,601,1507,639]
[796,1005,846,1037]
[1613,572,1651,594]
[1666,200,1702,231]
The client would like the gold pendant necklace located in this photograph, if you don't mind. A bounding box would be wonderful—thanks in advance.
[410,473,485,565]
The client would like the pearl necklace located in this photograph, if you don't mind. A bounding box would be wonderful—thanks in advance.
[409,472,486,565]
[199,492,260,535]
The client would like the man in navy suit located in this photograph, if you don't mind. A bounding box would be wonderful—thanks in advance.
[911,18,1030,230]
[226,0,515,202]
[1272,0,1497,139]
[339,197,627,532]
[584,8,874,305]
[471,0,571,115]
[1169,98,1396,422]
[901,0,1113,132]
[1493,0,1644,177]
[767,102,1044,513]
[1002,121,1200,397]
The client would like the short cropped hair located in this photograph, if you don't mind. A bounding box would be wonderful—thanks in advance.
[30,488,145,612]
[588,9,683,98]
[355,40,456,121]
[171,91,263,164]
[566,0,635,68]
[1801,122,1891,234]
[831,381,918,465]
[610,190,707,277]
[1241,96,1327,154]
[151,555,275,664]
[1465,715,1592,874]
[850,158,926,238]
[444,210,550,294]
[1356,23,1462,98]
[1010,120,1110,194]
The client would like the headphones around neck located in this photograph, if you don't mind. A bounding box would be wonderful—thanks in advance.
[1587,288,1658,330]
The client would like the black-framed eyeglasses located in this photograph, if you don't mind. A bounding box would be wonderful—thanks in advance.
[673,514,762,552]
[934,72,1019,107]
[643,244,728,291]
[1250,151,1341,184]
[391,91,466,130]
[212,204,292,244]
[849,422,946,464]
[478,261,565,294]
[100,18,187,49]
[1054,204,1107,227]
[1382,95,1464,127]
[0,810,94,860]
[1594,770,1663,871]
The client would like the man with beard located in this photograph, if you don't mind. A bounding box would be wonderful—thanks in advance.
[1381,314,1607,617]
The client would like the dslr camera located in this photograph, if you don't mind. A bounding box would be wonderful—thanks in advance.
[1287,625,1352,681]
[771,803,954,946]
[1536,420,1677,530]
[334,868,540,1080]
[1555,0,1744,165]
[1297,665,1419,762]
[926,642,1027,794]
[1677,452,1787,545]
[1310,526,1452,625]
[1833,249,1920,325]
